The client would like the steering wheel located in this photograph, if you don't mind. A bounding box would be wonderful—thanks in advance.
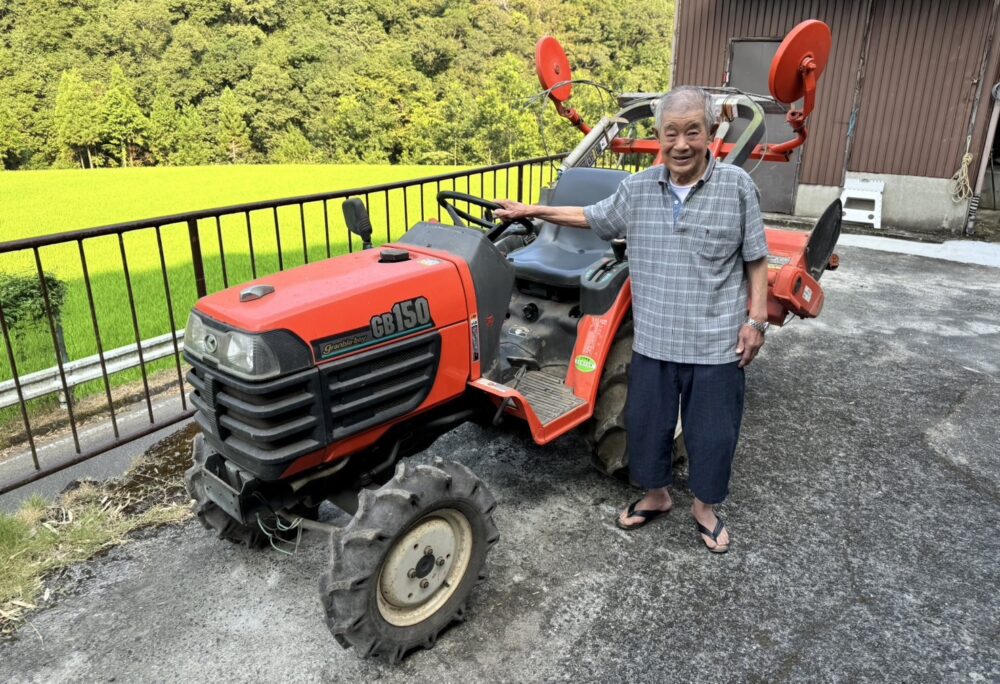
[436,191,535,242]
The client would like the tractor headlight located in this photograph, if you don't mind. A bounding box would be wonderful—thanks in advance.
[184,311,311,381]
[183,312,210,358]
[221,330,280,378]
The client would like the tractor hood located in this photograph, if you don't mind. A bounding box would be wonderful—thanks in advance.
[193,247,469,362]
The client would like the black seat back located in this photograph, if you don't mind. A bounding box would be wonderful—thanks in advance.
[507,167,630,290]
[535,167,630,251]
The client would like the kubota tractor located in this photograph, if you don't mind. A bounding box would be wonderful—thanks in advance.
[183,20,840,662]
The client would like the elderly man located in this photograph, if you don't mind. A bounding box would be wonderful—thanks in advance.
[495,86,769,553]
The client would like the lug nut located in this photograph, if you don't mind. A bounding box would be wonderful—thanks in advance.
[407,569,416,579]
[420,579,430,589]
[424,546,434,556]
[436,557,445,566]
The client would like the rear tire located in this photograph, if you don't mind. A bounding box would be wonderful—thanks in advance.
[585,320,687,479]
[184,434,268,549]
[320,458,498,663]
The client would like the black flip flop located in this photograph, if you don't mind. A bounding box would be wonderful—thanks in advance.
[696,516,730,554]
[615,498,672,531]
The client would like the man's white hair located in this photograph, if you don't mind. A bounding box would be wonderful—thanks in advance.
[654,86,717,132]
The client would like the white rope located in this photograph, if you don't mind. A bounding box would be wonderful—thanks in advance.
[951,152,974,202]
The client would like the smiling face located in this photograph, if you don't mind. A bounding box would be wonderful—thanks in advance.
[657,107,713,185]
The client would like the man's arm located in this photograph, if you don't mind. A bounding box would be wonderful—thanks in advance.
[745,257,768,322]
[497,180,629,240]
[494,201,589,228]
[736,256,768,368]
[734,168,769,368]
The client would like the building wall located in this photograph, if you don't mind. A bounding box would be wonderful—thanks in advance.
[674,0,1000,231]
[848,0,998,179]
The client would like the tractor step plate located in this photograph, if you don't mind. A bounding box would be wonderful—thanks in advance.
[518,371,586,425]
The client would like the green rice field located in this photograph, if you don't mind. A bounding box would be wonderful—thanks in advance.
[0,162,557,425]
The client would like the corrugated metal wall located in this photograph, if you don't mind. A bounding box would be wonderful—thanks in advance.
[674,0,1000,186]
[849,0,997,178]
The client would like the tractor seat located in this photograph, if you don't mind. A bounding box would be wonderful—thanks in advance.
[508,167,630,289]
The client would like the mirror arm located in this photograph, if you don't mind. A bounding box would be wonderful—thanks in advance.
[767,64,817,157]
[556,102,591,134]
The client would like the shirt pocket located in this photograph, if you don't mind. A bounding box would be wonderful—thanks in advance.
[695,225,741,260]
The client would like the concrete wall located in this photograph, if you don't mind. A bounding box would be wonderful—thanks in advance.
[793,174,969,234]
[794,185,842,220]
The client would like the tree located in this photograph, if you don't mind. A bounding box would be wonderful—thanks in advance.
[171,105,214,166]
[100,64,148,166]
[270,126,316,163]
[400,88,449,164]
[0,0,675,169]
[238,61,303,153]
[467,55,545,164]
[156,22,214,105]
[229,0,282,30]
[147,89,179,164]
[0,102,25,169]
[215,87,252,164]
[54,70,100,168]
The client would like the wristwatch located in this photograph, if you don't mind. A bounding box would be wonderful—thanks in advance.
[745,317,769,334]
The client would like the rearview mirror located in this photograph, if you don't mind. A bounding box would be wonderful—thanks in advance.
[342,198,374,250]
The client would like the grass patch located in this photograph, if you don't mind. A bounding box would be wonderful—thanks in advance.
[0,164,479,243]
[0,423,197,637]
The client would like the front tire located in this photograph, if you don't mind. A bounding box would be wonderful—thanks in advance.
[319,458,498,662]
[184,433,268,549]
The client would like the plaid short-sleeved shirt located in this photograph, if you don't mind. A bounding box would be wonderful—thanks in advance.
[584,157,768,364]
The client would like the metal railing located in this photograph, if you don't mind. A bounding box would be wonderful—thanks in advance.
[0,155,565,494]
[0,330,184,409]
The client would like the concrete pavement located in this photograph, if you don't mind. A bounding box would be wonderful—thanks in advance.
[1,240,998,682]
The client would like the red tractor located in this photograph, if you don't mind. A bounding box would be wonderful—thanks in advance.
[183,21,840,662]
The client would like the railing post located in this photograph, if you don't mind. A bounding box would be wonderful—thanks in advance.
[187,218,207,298]
[55,321,72,410]
[516,162,525,203]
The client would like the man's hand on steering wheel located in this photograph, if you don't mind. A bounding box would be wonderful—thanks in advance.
[436,191,535,242]
[493,200,533,221]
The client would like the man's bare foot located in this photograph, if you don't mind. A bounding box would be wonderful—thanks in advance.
[618,487,673,528]
[692,499,730,551]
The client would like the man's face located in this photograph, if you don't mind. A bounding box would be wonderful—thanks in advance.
[657,107,713,184]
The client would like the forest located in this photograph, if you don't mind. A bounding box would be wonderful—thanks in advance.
[0,0,673,170]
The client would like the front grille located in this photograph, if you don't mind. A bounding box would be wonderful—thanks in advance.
[186,359,324,473]
[322,332,441,440]
[185,330,441,478]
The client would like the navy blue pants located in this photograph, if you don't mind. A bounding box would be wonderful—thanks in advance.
[625,352,745,504]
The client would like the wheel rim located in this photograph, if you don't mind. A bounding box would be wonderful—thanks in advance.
[376,508,473,627]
